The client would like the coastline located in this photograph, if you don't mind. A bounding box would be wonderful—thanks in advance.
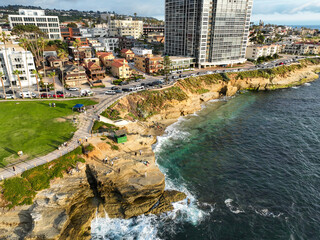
[0,63,319,239]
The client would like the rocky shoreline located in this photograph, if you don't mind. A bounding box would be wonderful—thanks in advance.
[0,64,319,239]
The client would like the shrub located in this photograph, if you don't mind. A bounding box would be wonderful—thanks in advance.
[92,121,119,133]
[2,177,36,208]
[21,147,84,191]
[101,109,122,120]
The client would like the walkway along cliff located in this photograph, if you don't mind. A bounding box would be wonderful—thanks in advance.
[0,58,320,239]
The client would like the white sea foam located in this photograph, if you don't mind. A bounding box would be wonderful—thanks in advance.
[224,199,245,214]
[292,86,300,89]
[304,83,311,86]
[92,101,216,239]
[254,208,283,218]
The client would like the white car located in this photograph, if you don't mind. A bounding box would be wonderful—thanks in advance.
[1,94,15,99]
[68,87,79,91]
[19,92,36,98]
[136,86,145,91]
[105,90,116,95]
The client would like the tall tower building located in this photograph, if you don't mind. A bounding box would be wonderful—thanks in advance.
[165,0,253,67]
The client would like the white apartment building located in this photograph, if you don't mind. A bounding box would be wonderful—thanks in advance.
[89,28,109,38]
[109,18,143,39]
[131,47,152,56]
[98,37,119,52]
[8,9,61,39]
[246,44,281,60]
[79,28,93,38]
[0,43,37,87]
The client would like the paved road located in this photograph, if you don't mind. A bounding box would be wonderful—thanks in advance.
[0,55,316,179]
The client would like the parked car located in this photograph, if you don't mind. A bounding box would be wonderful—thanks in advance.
[115,89,123,93]
[39,88,47,92]
[1,94,15,99]
[105,90,116,95]
[53,93,64,98]
[20,92,36,98]
[41,93,52,98]
[56,91,64,95]
[67,87,79,91]
[111,86,120,90]
[81,89,94,96]
[136,86,145,91]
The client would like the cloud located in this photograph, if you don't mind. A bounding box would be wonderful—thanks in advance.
[1,0,320,24]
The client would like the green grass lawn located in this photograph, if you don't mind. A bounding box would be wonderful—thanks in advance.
[0,99,97,167]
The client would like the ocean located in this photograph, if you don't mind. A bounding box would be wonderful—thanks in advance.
[91,76,320,240]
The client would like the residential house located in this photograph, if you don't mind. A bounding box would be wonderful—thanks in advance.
[98,37,119,52]
[120,49,135,61]
[47,56,63,68]
[69,46,92,61]
[85,62,105,80]
[96,52,115,68]
[118,36,135,50]
[60,27,81,39]
[132,47,152,56]
[134,54,163,74]
[111,59,132,79]
[284,42,320,55]
[64,64,88,86]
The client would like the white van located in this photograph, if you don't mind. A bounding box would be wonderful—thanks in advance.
[81,89,94,96]
[136,86,145,91]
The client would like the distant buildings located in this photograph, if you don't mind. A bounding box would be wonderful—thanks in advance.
[284,42,320,55]
[8,9,61,39]
[98,37,119,52]
[132,48,152,56]
[246,44,281,60]
[0,42,37,87]
[68,46,92,61]
[165,0,253,67]
[109,18,143,39]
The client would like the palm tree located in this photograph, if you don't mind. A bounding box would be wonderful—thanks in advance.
[49,72,57,99]
[72,39,82,96]
[13,70,24,99]
[19,38,33,99]
[32,69,41,98]
[57,49,68,98]
[1,32,15,97]
[0,72,7,100]
[38,37,47,78]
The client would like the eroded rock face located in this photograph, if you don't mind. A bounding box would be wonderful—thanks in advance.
[87,164,186,219]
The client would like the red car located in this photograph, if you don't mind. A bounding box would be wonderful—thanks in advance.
[53,93,64,98]
[41,93,52,98]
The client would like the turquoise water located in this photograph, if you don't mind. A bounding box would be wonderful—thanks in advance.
[92,77,320,240]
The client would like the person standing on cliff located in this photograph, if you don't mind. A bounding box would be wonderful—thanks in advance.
[139,150,142,155]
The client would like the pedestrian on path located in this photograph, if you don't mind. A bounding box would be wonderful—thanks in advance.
[49,103,51,107]
[12,166,16,172]
[86,136,88,142]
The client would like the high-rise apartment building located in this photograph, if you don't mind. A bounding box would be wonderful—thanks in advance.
[8,9,61,39]
[165,0,253,67]
[0,43,37,87]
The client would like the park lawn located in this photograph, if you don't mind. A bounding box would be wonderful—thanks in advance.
[0,99,97,167]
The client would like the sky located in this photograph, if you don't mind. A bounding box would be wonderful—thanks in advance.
[2,0,320,25]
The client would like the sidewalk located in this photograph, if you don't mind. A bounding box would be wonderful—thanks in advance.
[0,94,127,180]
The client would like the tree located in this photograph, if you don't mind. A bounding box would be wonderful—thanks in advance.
[1,32,15,97]
[37,37,48,78]
[0,72,7,100]
[49,72,57,99]
[12,25,46,68]
[72,39,82,95]
[57,49,68,98]
[163,56,172,82]
[13,70,23,99]
[67,22,77,28]
[134,13,137,19]
[19,38,33,99]
[32,69,41,98]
